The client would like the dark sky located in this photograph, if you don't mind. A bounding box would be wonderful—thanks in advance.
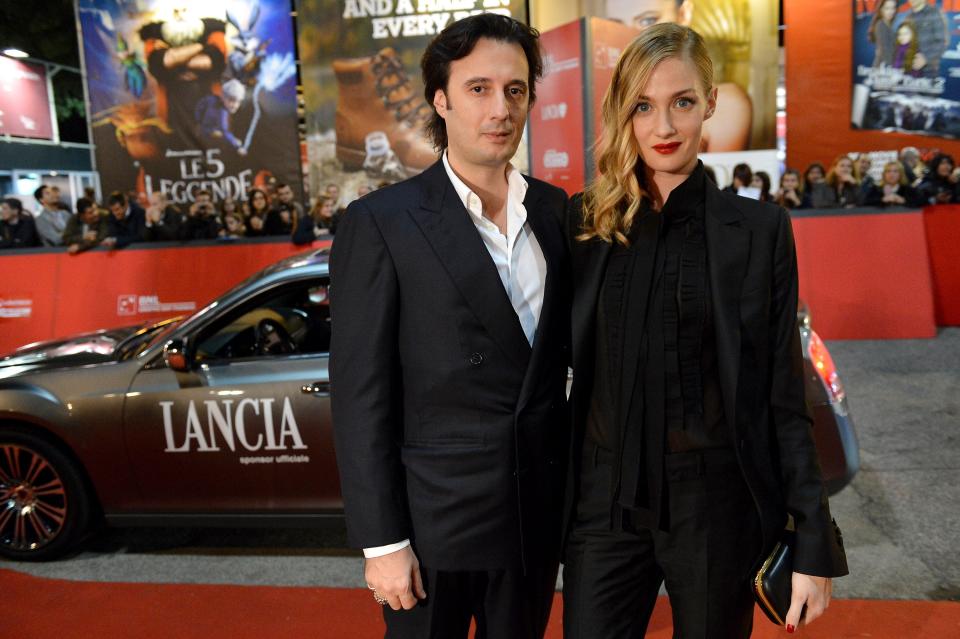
[0,0,80,67]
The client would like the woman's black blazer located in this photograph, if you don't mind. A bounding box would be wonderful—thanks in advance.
[563,181,849,577]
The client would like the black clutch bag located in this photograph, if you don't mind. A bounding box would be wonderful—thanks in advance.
[753,530,795,626]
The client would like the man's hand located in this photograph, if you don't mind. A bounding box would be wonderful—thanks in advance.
[785,572,832,633]
[364,546,426,611]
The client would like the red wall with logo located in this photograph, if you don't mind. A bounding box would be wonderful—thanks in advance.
[530,18,640,194]
[0,241,327,355]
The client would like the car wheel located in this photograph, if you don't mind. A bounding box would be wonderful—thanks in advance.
[0,427,92,561]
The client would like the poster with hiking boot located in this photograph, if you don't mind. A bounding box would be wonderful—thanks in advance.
[77,1,302,205]
[296,0,529,200]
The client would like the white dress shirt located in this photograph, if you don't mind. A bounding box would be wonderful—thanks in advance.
[363,153,549,559]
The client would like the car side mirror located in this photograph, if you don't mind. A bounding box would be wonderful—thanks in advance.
[163,337,194,372]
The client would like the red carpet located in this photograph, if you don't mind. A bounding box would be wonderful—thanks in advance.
[1,568,957,638]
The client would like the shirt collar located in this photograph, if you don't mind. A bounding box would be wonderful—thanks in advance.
[442,150,528,221]
[659,160,706,219]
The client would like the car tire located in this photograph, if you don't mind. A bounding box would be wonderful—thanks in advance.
[0,427,93,561]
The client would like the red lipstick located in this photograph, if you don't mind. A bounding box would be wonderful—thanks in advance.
[653,142,681,154]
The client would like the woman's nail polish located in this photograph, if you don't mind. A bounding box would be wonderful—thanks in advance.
[786,624,795,634]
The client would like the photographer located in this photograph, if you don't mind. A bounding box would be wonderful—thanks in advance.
[264,183,300,236]
[180,190,221,241]
[143,191,185,242]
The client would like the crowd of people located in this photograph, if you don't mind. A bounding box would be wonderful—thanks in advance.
[730,146,953,211]
[1,144,956,252]
[0,181,383,252]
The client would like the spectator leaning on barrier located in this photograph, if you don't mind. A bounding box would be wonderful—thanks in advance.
[180,190,221,240]
[811,154,860,208]
[0,197,41,249]
[862,161,923,208]
[292,194,338,245]
[63,197,109,254]
[265,183,300,236]
[143,191,185,242]
[803,162,826,193]
[220,211,246,238]
[33,185,72,247]
[775,169,810,209]
[900,146,923,186]
[104,191,147,248]
[855,154,876,199]
[917,153,960,205]
[244,188,270,237]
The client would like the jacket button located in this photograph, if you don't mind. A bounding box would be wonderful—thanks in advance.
[469,352,483,366]
[739,438,747,452]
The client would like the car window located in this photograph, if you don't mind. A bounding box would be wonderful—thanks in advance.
[194,280,330,362]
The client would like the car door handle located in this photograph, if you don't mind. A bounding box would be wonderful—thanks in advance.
[301,381,330,396]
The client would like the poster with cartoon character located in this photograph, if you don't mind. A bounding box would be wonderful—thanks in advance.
[78,0,302,204]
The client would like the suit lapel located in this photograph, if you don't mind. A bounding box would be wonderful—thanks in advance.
[408,161,531,370]
[705,184,751,432]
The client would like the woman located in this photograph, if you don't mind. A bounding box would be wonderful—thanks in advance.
[244,188,270,237]
[723,162,752,195]
[802,162,826,194]
[862,161,922,208]
[751,170,772,202]
[563,24,847,638]
[811,154,859,208]
[292,195,338,245]
[774,169,810,209]
[893,22,919,75]
[868,0,897,67]
[917,153,959,204]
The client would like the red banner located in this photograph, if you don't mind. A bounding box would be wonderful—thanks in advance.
[529,20,586,194]
[0,241,326,355]
[923,205,960,326]
[0,57,54,140]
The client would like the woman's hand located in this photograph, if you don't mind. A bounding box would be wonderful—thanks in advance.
[785,572,832,633]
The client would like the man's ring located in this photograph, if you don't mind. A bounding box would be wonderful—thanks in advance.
[367,585,388,605]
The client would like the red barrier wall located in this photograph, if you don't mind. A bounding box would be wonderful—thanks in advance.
[0,241,326,355]
[923,205,960,326]
[792,208,936,340]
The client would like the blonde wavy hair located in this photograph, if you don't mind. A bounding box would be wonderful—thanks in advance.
[580,23,714,245]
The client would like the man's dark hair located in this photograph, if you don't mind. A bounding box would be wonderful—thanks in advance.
[33,185,50,204]
[107,191,127,208]
[76,198,95,215]
[3,197,23,214]
[421,14,542,151]
[195,189,212,199]
[732,163,753,187]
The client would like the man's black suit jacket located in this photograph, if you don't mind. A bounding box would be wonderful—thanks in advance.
[330,160,570,572]
[564,180,848,578]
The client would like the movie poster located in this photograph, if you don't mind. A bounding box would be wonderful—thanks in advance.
[586,0,779,151]
[852,0,960,139]
[296,0,528,200]
[77,0,302,204]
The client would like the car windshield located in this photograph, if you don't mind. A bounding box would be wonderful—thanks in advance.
[116,318,183,360]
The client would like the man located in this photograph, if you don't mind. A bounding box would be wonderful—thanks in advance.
[33,185,72,247]
[104,191,147,248]
[143,191,185,242]
[330,14,569,639]
[905,0,949,78]
[265,183,301,235]
[180,189,220,240]
[62,198,109,254]
[0,198,41,249]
